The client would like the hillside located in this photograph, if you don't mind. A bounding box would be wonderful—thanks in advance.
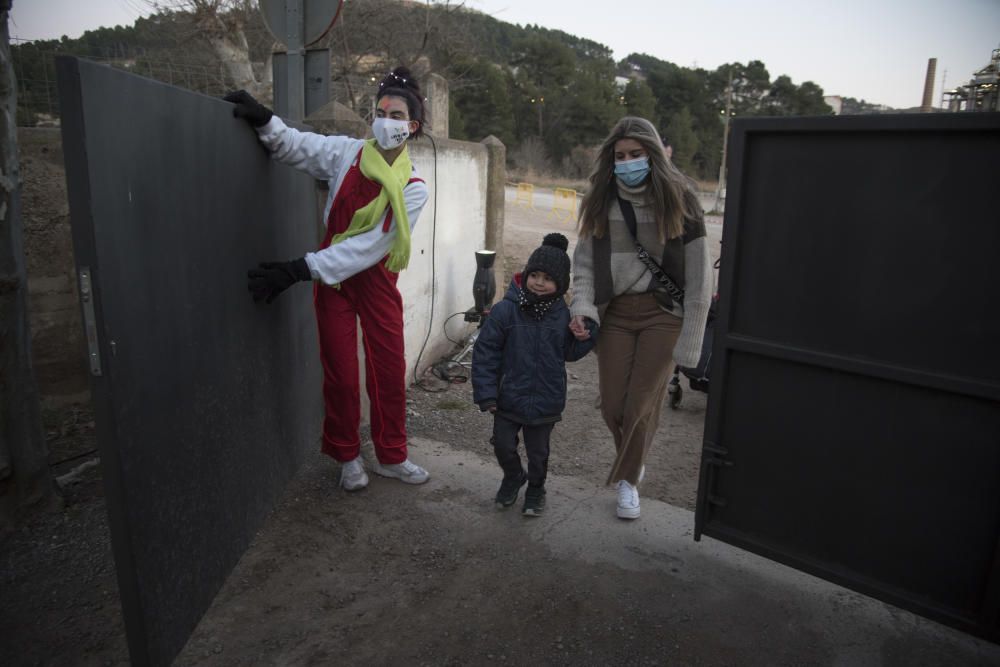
[11,2,888,179]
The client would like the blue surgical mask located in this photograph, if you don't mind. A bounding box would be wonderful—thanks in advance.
[614,157,650,187]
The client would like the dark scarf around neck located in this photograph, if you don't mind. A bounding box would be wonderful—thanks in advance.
[517,285,560,320]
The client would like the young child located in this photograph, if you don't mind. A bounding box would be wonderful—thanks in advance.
[472,233,598,517]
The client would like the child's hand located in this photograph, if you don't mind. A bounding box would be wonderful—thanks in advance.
[488,406,497,414]
[569,315,591,341]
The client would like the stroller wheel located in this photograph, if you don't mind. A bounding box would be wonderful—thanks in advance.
[668,375,682,409]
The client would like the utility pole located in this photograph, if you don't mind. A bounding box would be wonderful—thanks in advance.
[0,0,58,533]
[714,71,733,213]
[532,96,544,136]
[285,0,305,121]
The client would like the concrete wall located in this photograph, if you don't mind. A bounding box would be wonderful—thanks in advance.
[400,136,489,378]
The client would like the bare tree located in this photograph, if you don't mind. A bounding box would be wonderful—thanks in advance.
[0,0,58,535]
[319,0,477,115]
[144,0,272,97]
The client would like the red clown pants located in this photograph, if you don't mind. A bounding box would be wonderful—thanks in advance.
[315,150,410,464]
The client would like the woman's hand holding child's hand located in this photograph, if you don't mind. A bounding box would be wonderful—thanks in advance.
[569,315,591,341]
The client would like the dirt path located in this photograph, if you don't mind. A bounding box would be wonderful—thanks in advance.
[488,190,724,511]
[173,442,995,667]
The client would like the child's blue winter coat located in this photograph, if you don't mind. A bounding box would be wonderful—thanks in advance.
[472,275,598,425]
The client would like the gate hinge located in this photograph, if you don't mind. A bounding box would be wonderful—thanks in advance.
[79,267,103,376]
[702,440,731,507]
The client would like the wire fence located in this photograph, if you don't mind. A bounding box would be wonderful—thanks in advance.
[11,39,379,126]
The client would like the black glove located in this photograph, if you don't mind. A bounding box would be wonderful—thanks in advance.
[223,90,273,128]
[247,258,311,304]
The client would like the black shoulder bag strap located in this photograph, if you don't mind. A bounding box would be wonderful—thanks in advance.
[616,195,685,304]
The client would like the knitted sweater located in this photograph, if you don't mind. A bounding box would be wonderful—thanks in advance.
[569,180,713,368]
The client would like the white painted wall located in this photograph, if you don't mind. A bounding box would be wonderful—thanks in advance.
[355,137,490,402]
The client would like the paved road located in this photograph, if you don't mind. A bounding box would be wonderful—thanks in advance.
[506,185,725,222]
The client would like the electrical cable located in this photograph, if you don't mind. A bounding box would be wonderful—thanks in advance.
[411,130,443,391]
[442,311,470,345]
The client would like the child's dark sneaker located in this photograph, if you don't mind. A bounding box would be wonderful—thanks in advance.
[495,472,527,509]
[522,485,546,517]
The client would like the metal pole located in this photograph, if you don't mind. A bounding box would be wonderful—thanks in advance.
[285,0,305,121]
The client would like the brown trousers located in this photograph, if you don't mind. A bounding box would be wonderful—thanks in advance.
[597,293,682,486]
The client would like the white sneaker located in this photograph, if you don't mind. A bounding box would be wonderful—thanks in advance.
[372,458,430,485]
[617,480,640,519]
[340,457,369,491]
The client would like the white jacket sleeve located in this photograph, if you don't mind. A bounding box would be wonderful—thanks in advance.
[255,116,357,182]
[303,179,429,285]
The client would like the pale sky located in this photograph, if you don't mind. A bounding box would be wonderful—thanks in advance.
[9,0,1000,109]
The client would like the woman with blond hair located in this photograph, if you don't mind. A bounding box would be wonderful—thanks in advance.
[569,117,712,519]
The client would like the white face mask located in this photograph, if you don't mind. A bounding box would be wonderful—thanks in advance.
[372,117,411,150]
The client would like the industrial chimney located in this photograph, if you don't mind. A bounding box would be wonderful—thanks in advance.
[921,58,937,112]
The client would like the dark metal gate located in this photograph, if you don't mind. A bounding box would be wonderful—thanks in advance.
[695,113,1000,642]
[56,57,323,665]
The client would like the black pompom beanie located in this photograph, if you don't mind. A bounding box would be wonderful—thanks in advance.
[523,233,571,297]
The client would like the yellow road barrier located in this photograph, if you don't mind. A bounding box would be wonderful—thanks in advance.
[550,187,578,222]
[515,182,534,208]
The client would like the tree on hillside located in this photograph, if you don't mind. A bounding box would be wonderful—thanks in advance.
[664,107,699,174]
[304,1,479,118]
[761,74,798,115]
[709,60,772,116]
[143,1,272,97]
[791,80,833,115]
[759,76,833,116]
[622,78,658,127]
[508,34,574,145]
[547,55,618,157]
[449,57,515,144]
[841,96,891,114]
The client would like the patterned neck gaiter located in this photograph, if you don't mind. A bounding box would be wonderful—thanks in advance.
[517,286,559,320]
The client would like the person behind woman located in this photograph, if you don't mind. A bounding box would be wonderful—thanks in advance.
[568,116,712,519]
[224,67,430,490]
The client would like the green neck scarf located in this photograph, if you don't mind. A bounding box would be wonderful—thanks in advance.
[327,139,412,273]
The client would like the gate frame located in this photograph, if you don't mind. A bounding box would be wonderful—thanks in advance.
[694,111,1000,644]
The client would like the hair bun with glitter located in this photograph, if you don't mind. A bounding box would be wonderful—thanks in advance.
[378,67,421,94]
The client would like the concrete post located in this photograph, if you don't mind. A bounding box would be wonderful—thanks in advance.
[481,135,506,299]
[425,73,449,140]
